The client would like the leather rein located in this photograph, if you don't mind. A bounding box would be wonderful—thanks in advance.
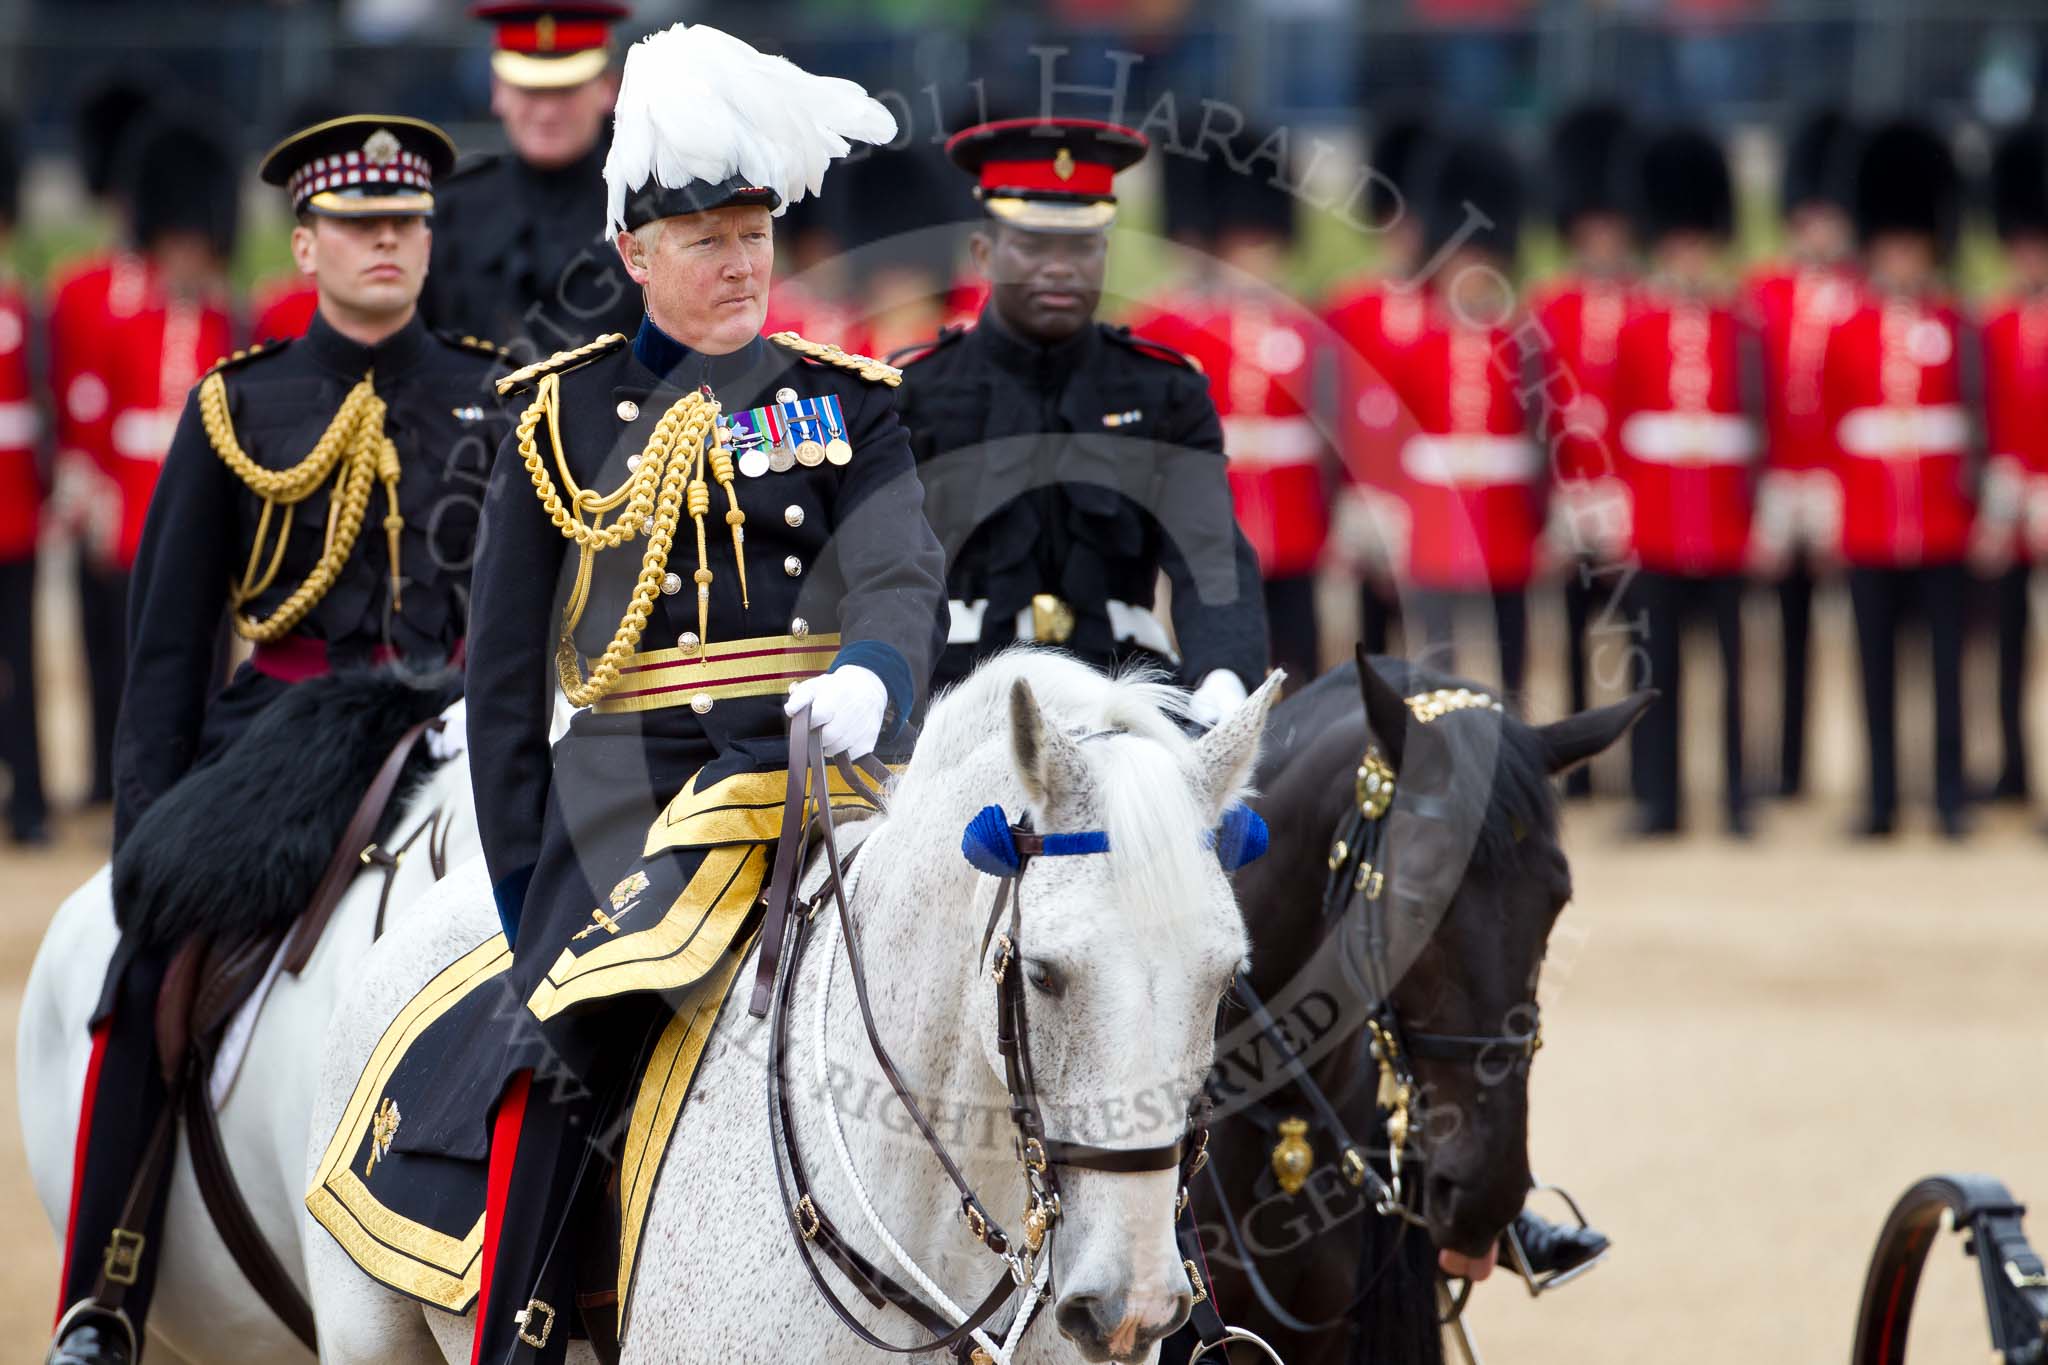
[760,712,1221,1361]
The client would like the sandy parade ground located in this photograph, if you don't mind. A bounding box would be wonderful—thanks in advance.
[1,556,2043,1364]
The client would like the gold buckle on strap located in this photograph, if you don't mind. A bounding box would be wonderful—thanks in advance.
[102,1229,145,1286]
[1030,593,1076,645]
[514,1298,555,1348]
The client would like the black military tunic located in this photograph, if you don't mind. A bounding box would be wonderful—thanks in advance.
[465,318,948,983]
[113,311,511,846]
[419,146,643,359]
[895,308,1269,693]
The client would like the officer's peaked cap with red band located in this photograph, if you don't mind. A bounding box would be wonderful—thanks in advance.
[946,117,1148,233]
[472,2,628,89]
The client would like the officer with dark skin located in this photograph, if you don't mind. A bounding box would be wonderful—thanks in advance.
[894,118,1268,724]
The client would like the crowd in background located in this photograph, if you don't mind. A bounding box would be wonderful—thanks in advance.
[2,29,2048,849]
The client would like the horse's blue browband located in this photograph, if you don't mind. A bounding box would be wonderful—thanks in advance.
[961,802,1268,878]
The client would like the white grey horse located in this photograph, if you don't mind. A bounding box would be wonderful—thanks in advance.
[306,651,1280,1364]
[18,702,481,1365]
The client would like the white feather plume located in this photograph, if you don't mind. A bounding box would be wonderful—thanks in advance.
[604,23,898,234]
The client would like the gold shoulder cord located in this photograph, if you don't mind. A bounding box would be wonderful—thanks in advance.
[200,367,403,641]
[512,370,742,707]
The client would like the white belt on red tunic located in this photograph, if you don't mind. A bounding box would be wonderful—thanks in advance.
[1222,414,1323,467]
[111,407,184,463]
[1399,433,1540,486]
[1835,404,1969,460]
[0,399,40,447]
[1618,411,1759,466]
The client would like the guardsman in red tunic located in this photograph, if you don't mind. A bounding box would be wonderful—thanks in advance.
[247,274,319,342]
[1826,120,1976,838]
[97,123,238,579]
[47,73,158,805]
[1322,110,1435,655]
[1529,103,1636,794]
[1741,107,1861,798]
[1395,134,1543,696]
[1614,127,1760,836]
[1136,137,1326,684]
[1974,122,2048,805]
[0,114,48,846]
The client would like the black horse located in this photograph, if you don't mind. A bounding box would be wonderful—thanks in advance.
[1165,653,1650,1364]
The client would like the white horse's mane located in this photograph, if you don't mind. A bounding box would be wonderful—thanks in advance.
[905,648,1228,930]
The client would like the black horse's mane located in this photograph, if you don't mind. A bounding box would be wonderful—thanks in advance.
[1300,656,1561,876]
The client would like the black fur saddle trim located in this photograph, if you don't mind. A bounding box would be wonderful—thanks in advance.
[113,668,461,950]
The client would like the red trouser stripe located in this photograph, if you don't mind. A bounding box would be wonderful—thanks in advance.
[472,1070,533,1365]
[55,1020,113,1328]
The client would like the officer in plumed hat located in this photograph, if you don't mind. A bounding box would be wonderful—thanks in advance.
[421,2,644,355]
[893,115,1269,723]
[45,113,513,1365]
[410,25,945,1360]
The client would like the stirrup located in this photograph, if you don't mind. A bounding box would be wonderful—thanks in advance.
[48,1301,137,1365]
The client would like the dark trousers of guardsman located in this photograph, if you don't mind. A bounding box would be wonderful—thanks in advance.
[1627,571,1746,833]
[1776,552,1817,797]
[79,560,128,804]
[0,557,47,838]
[1410,589,1529,700]
[1263,574,1319,691]
[1848,563,1967,831]
[1990,561,2031,800]
[1562,558,1597,797]
[1358,579,1402,659]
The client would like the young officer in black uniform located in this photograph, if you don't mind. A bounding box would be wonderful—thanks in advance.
[48,115,510,1365]
[894,116,1268,725]
[453,25,944,1361]
[420,2,644,358]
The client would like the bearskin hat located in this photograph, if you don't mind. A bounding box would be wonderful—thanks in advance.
[1854,117,1959,256]
[1547,102,1634,234]
[1419,132,1523,263]
[0,110,19,229]
[1366,106,1436,230]
[124,117,240,258]
[1990,122,2048,243]
[1781,106,1858,215]
[74,67,165,201]
[1638,124,1734,243]
[1208,125,1297,244]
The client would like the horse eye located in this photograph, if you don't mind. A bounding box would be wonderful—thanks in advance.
[1026,960,1062,996]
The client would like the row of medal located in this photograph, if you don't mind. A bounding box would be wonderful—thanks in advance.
[718,391,852,477]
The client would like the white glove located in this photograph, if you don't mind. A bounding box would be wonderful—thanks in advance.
[1188,669,1250,728]
[785,666,889,758]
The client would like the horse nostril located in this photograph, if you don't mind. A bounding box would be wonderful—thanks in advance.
[1055,1294,1111,1348]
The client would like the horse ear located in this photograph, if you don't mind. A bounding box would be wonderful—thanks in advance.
[1354,645,1408,771]
[1191,670,1285,817]
[1536,690,1658,775]
[1010,678,1088,811]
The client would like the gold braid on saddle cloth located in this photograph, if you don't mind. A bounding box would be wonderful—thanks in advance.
[199,355,405,642]
[504,334,739,707]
